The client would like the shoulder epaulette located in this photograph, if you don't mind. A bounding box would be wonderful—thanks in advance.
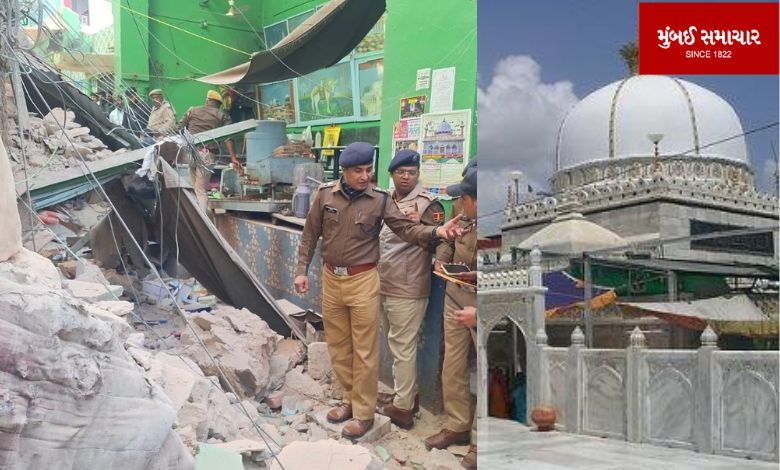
[373,186,389,194]
[321,181,336,188]
[419,191,438,201]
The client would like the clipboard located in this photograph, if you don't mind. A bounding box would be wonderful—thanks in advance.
[434,270,476,292]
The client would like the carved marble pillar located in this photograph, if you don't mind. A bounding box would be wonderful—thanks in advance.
[695,326,719,453]
[476,298,490,419]
[626,326,646,443]
[565,326,585,433]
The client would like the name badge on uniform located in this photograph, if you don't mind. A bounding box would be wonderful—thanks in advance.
[324,206,338,214]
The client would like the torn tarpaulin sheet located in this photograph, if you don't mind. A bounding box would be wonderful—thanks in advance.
[156,160,302,337]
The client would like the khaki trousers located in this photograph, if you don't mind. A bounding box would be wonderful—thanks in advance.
[379,295,428,410]
[442,293,477,445]
[322,267,380,420]
[189,149,213,212]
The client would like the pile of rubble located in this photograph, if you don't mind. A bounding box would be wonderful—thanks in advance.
[3,245,467,469]
[3,84,118,181]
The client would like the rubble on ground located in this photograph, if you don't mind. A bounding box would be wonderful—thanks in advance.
[3,247,462,469]
[4,83,118,182]
[270,440,383,470]
[179,307,280,400]
[0,248,193,469]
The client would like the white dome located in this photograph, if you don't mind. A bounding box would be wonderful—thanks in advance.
[556,75,748,171]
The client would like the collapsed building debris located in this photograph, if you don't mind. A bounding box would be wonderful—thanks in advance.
[3,83,125,183]
[0,47,468,470]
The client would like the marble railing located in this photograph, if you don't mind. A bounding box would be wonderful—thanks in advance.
[503,172,779,228]
[538,326,779,462]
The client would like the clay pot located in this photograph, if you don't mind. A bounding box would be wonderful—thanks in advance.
[530,406,556,431]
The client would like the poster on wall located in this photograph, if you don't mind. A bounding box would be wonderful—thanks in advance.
[419,109,471,195]
[358,58,384,118]
[297,62,354,122]
[416,68,431,90]
[258,81,295,124]
[392,117,421,158]
[429,67,456,113]
[392,118,421,140]
[400,95,426,119]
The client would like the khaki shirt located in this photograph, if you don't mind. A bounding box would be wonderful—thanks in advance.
[296,179,437,277]
[436,205,477,308]
[147,101,177,135]
[179,104,231,152]
[379,183,445,298]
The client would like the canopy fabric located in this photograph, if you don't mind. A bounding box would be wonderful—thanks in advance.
[197,0,385,85]
[620,295,779,337]
[518,212,625,256]
[544,270,617,318]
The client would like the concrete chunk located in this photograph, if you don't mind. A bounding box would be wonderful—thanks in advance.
[64,279,123,302]
[270,439,383,470]
[306,342,332,380]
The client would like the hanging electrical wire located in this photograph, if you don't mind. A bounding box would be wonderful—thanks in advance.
[4,35,288,468]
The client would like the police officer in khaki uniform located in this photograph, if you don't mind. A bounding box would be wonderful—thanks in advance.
[146,89,177,137]
[294,142,464,439]
[179,90,243,211]
[425,164,478,469]
[376,149,445,429]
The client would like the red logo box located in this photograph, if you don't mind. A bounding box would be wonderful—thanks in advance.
[639,2,779,74]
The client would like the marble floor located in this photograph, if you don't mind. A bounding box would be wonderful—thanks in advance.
[479,417,779,470]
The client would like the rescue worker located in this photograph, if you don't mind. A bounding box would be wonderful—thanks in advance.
[146,89,177,137]
[376,149,445,429]
[425,164,478,470]
[179,90,242,212]
[294,142,464,440]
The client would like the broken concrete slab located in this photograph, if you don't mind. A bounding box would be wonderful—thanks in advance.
[92,300,134,317]
[0,247,193,469]
[422,448,466,470]
[181,307,279,400]
[311,409,391,443]
[43,107,75,126]
[283,366,325,399]
[270,440,383,470]
[212,438,269,458]
[306,342,332,380]
[268,338,306,390]
[273,338,306,369]
[74,260,110,285]
[308,423,329,442]
[63,279,123,302]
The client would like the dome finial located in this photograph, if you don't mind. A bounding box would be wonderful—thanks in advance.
[619,41,639,76]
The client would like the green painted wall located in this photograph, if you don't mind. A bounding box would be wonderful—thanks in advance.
[377,0,477,188]
[113,0,475,179]
[115,0,270,116]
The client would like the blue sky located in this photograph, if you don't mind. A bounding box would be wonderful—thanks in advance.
[477,0,779,233]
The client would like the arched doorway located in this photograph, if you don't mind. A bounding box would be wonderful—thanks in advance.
[486,317,528,424]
